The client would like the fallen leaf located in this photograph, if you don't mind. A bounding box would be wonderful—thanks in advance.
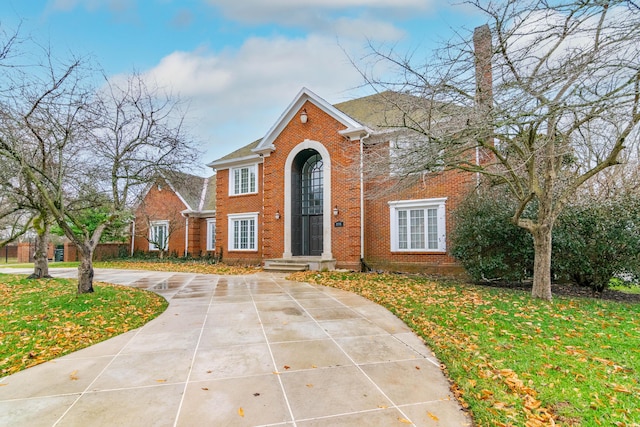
[427,412,439,421]
[398,418,412,424]
[238,407,244,417]
[155,379,167,383]
[69,370,78,381]
[306,384,313,388]
[253,393,260,396]
[201,387,209,391]
[612,384,632,394]
[284,365,291,370]
[415,366,420,370]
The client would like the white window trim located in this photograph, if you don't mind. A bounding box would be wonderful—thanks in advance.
[389,198,447,253]
[229,164,258,196]
[149,220,169,251]
[206,218,216,251]
[227,212,259,252]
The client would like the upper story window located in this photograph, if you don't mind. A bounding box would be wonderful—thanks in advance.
[389,135,444,176]
[230,164,257,195]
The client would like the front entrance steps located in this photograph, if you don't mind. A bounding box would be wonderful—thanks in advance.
[263,257,336,272]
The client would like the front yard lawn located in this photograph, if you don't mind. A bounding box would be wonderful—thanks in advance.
[0,274,167,377]
[289,271,640,427]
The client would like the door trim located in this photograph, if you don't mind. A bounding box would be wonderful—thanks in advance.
[283,140,332,260]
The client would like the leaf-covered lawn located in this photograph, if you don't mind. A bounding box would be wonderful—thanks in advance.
[0,274,167,377]
[288,271,640,427]
[96,259,258,275]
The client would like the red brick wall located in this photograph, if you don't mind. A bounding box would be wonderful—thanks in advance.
[215,167,264,265]
[133,181,191,256]
[363,168,473,275]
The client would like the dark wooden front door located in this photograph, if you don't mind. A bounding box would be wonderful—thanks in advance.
[308,214,323,255]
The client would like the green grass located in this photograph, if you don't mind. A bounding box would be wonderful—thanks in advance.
[610,284,640,295]
[0,273,167,377]
[289,271,640,427]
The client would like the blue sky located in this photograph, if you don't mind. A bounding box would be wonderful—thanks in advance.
[0,1,486,173]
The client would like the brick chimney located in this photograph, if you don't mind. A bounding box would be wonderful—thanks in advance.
[473,24,493,110]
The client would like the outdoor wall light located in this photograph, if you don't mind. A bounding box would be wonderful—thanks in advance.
[333,205,339,216]
[275,210,281,220]
[300,108,308,124]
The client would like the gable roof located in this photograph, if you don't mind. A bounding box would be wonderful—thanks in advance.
[207,88,457,168]
[200,176,217,212]
[210,138,262,166]
[160,170,207,211]
[335,91,460,131]
[253,87,368,156]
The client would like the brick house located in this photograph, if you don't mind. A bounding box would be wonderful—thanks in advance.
[128,26,492,273]
[208,87,477,273]
[131,171,217,257]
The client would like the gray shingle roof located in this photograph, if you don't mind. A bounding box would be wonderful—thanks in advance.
[162,170,207,211]
[201,176,217,211]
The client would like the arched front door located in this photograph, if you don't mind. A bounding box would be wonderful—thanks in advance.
[292,149,323,256]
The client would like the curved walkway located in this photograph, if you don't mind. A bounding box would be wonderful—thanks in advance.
[0,268,471,426]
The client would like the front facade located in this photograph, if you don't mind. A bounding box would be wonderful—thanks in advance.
[209,88,475,273]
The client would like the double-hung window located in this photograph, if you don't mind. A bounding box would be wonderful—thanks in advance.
[206,218,216,251]
[149,220,169,251]
[389,198,446,252]
[228,213,258,251]
[230,165,257,195]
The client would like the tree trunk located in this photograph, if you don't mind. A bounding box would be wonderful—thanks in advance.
[77,245,95,294]
[531,226,553,300]
[28,227,51,279]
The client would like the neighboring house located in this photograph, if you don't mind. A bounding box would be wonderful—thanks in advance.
[131,170,217,257]
[208,88,477,273]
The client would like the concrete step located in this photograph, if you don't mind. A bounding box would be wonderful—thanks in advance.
[263,261,309,272]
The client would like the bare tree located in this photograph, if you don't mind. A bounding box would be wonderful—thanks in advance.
[0,42,199,293]
[0,170,54,278]
[358,0,640,300]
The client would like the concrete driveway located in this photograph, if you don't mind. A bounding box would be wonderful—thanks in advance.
[0,268,471,426]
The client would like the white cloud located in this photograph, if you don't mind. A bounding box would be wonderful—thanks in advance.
[205,0,435,42]
[140,34,367,163]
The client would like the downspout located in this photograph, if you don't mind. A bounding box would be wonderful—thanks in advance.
[260,155,265,261]
[130,220,135,256]
[184,215,189,257]
[359,132,370,261]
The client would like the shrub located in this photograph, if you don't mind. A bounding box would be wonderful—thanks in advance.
[451,191,534,282]
[452,192,640,292]
[553,196,640,292]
